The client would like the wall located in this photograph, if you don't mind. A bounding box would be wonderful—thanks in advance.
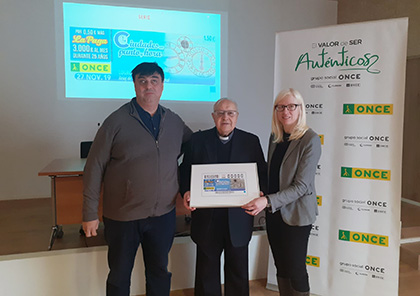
[0,233,268,295]
[402,58,420,202]
[337,0,420,202]
[0,0,338,201]
[338,0,420,57]
[0,0,337,294]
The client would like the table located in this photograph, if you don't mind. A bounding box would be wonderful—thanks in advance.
[39,158,103,250]
[39,158,192,250]
[38,159,265,250]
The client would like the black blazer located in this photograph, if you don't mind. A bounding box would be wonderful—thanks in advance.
[180,127,267,247]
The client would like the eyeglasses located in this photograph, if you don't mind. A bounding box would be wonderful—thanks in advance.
[275,104,301,112]
[213,110,239,117]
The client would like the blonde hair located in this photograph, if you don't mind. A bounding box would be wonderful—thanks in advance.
[271,88,308,143]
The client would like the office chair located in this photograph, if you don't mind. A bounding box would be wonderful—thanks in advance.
[80,141,93,158]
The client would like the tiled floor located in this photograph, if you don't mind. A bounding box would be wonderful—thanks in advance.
[1,198,420,295]
[162,279,279,296]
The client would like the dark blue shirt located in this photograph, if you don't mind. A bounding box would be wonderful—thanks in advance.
[133,98,161,140]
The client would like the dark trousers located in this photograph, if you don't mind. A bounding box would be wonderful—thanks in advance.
[266,210,311,292]
[103,209,176,296]
[194,209,249,296]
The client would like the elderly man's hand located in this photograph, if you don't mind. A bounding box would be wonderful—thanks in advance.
[183,191,196,211]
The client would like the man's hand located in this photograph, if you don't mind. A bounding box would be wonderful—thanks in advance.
[242,192,267,216]
[183,191,196,211]
[82,219,99,237]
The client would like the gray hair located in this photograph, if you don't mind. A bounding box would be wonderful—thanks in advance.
[213,98,238,112]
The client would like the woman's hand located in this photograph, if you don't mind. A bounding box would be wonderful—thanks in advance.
[183,191,196,211]
[242,192,267,216]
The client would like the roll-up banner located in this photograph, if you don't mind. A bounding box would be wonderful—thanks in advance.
[268,18,408,295]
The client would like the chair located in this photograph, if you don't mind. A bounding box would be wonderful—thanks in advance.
[80,141,93,158]
[79,141,93,236]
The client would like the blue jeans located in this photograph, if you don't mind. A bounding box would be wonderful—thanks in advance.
[104,209,176,296]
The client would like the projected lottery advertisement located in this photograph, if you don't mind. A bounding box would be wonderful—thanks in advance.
[62,2,221,101]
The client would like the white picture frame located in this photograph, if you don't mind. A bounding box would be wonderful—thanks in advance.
[190,163,260,208]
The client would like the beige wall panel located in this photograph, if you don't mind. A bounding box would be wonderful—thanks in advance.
[402,58,420,202]
[338,0,420,57]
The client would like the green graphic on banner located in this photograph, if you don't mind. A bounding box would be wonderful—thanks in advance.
[71,62,80,72]
[343,104,393,115]
[341,167,352,178]
[339,230,350,241]
[294,47,381,74]
[343,104,354,114]
[338,229,389,247]
[340,166,391,181]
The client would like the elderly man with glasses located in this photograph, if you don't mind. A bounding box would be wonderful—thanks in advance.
[180,98,267,296]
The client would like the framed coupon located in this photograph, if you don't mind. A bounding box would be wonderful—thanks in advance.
[190,163,260,208]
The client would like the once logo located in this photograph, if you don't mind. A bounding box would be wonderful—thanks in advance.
[367,200,387,207]
[343,104,393,115]
[338,73,360,80]
[369,135,390,142]
[78,63,111,73]
[316,195,322,206]
[319,134,324,145]
[306,103,323,108]
[306,255,320,267]
[339,230,388,247]
[71,62,80,72]
[365,265,385,274]
[341,167,390,181]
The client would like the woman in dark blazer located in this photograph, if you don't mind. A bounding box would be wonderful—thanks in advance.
[243,88,321,296]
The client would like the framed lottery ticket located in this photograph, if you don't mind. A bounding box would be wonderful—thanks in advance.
[190,163,260,208]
